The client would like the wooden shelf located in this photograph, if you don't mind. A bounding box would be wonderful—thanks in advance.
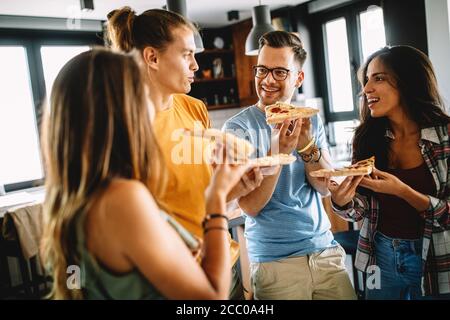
[193,77,236,83]
[197,49,234,55]
[206,103,241,110]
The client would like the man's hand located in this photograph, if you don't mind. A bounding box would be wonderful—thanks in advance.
[226,167,264,201]
[296,118,313,151]
[272,119,302,154]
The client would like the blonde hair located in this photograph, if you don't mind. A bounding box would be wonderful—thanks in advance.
[40,48,166,299]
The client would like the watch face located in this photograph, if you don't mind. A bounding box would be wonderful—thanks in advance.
[213,37,224,49]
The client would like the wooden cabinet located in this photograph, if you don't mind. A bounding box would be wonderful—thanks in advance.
[192,13,294,110]
[231,19,258,107]
[190,28,240,110]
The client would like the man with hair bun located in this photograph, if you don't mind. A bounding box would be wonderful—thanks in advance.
[106,7,262,299]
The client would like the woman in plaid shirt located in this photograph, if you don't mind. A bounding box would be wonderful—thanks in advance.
[328,45,450,299]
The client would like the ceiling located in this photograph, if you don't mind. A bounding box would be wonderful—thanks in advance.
[0,0,311,28]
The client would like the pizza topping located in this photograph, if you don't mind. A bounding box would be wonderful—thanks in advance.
[265,101,319,124]
[270,107,282,113]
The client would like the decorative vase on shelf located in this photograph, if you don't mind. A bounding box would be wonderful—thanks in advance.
[212,58,224,79]
[202,69,212,79]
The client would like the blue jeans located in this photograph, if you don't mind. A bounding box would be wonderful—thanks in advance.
[365,231,423,300]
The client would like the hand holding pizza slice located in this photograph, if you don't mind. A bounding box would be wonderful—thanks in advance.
[184,128,296,168]
[184,128,255,163]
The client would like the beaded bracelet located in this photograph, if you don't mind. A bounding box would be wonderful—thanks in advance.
[299,145,321,163]
[202,213,229,229]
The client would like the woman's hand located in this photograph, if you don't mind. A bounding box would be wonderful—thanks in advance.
[359,167,407,195]
[226,167,264,201]
[328,175,364,208]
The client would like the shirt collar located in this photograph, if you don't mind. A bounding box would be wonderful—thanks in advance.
[384,127,442,144]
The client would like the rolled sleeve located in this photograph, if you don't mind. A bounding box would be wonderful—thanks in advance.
[422,195,450,228]
[331,194,368,222]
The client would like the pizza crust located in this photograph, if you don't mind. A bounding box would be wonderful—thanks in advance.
[265,101,319,124]
[183,128,255,162]
[250,154,296,166]
[309,156,375,177]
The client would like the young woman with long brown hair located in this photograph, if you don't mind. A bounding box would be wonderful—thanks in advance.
[40,48,251,299]
[328,45,450,299]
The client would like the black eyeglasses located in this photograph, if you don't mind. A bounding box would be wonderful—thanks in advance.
[253,65,291,81]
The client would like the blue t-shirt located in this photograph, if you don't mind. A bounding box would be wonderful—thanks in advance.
[223,105,336,263]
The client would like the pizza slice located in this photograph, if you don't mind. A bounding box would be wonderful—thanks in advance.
[309,156,376,178]
[250,154,296,167]
[183,128,255,162]
[265,101,319,124]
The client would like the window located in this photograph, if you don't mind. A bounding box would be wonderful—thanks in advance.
[0,31,99,192]
[328,120,360,163]
[41,45,90,96]
[330,120,360,146]
[320,2,386,122]
[324,18,354,113]
[0,46,43,186]
[313,1,385,160]
[359,6,386,62]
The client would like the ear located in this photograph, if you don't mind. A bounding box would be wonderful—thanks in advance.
[143,46,159,71]
[295,70,304,88]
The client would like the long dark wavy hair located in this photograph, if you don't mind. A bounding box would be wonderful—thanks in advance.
[353,45,450,170]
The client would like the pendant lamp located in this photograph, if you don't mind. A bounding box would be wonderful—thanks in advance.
[245,4,275,56]
[166,0,204,53]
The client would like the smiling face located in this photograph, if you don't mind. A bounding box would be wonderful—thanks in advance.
[156,26,199,95]
[363,57,403,118]
[255,46,304,107]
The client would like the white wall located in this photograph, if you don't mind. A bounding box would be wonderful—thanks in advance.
[425,0,450,108]
[449,0,450,32]
[208,107,245,129]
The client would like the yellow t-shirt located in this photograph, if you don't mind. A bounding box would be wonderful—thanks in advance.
[153,94,240,264]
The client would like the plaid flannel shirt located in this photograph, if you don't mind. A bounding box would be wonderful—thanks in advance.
[332,125,450,296]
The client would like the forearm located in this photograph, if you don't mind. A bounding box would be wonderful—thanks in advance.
[202,194,231,298]
[201,220,231,299]
[399,184,431,212]
[238,168,281,216]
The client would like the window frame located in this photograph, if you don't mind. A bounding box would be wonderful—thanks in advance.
[0,29,102,192]
[311,0,383,144]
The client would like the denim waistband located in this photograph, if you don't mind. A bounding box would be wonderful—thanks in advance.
[374,231,422,255]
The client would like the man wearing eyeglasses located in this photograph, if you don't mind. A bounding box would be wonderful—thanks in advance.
[223,31,355,300]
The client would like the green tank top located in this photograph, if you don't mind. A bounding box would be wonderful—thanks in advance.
[76,210,197,300]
